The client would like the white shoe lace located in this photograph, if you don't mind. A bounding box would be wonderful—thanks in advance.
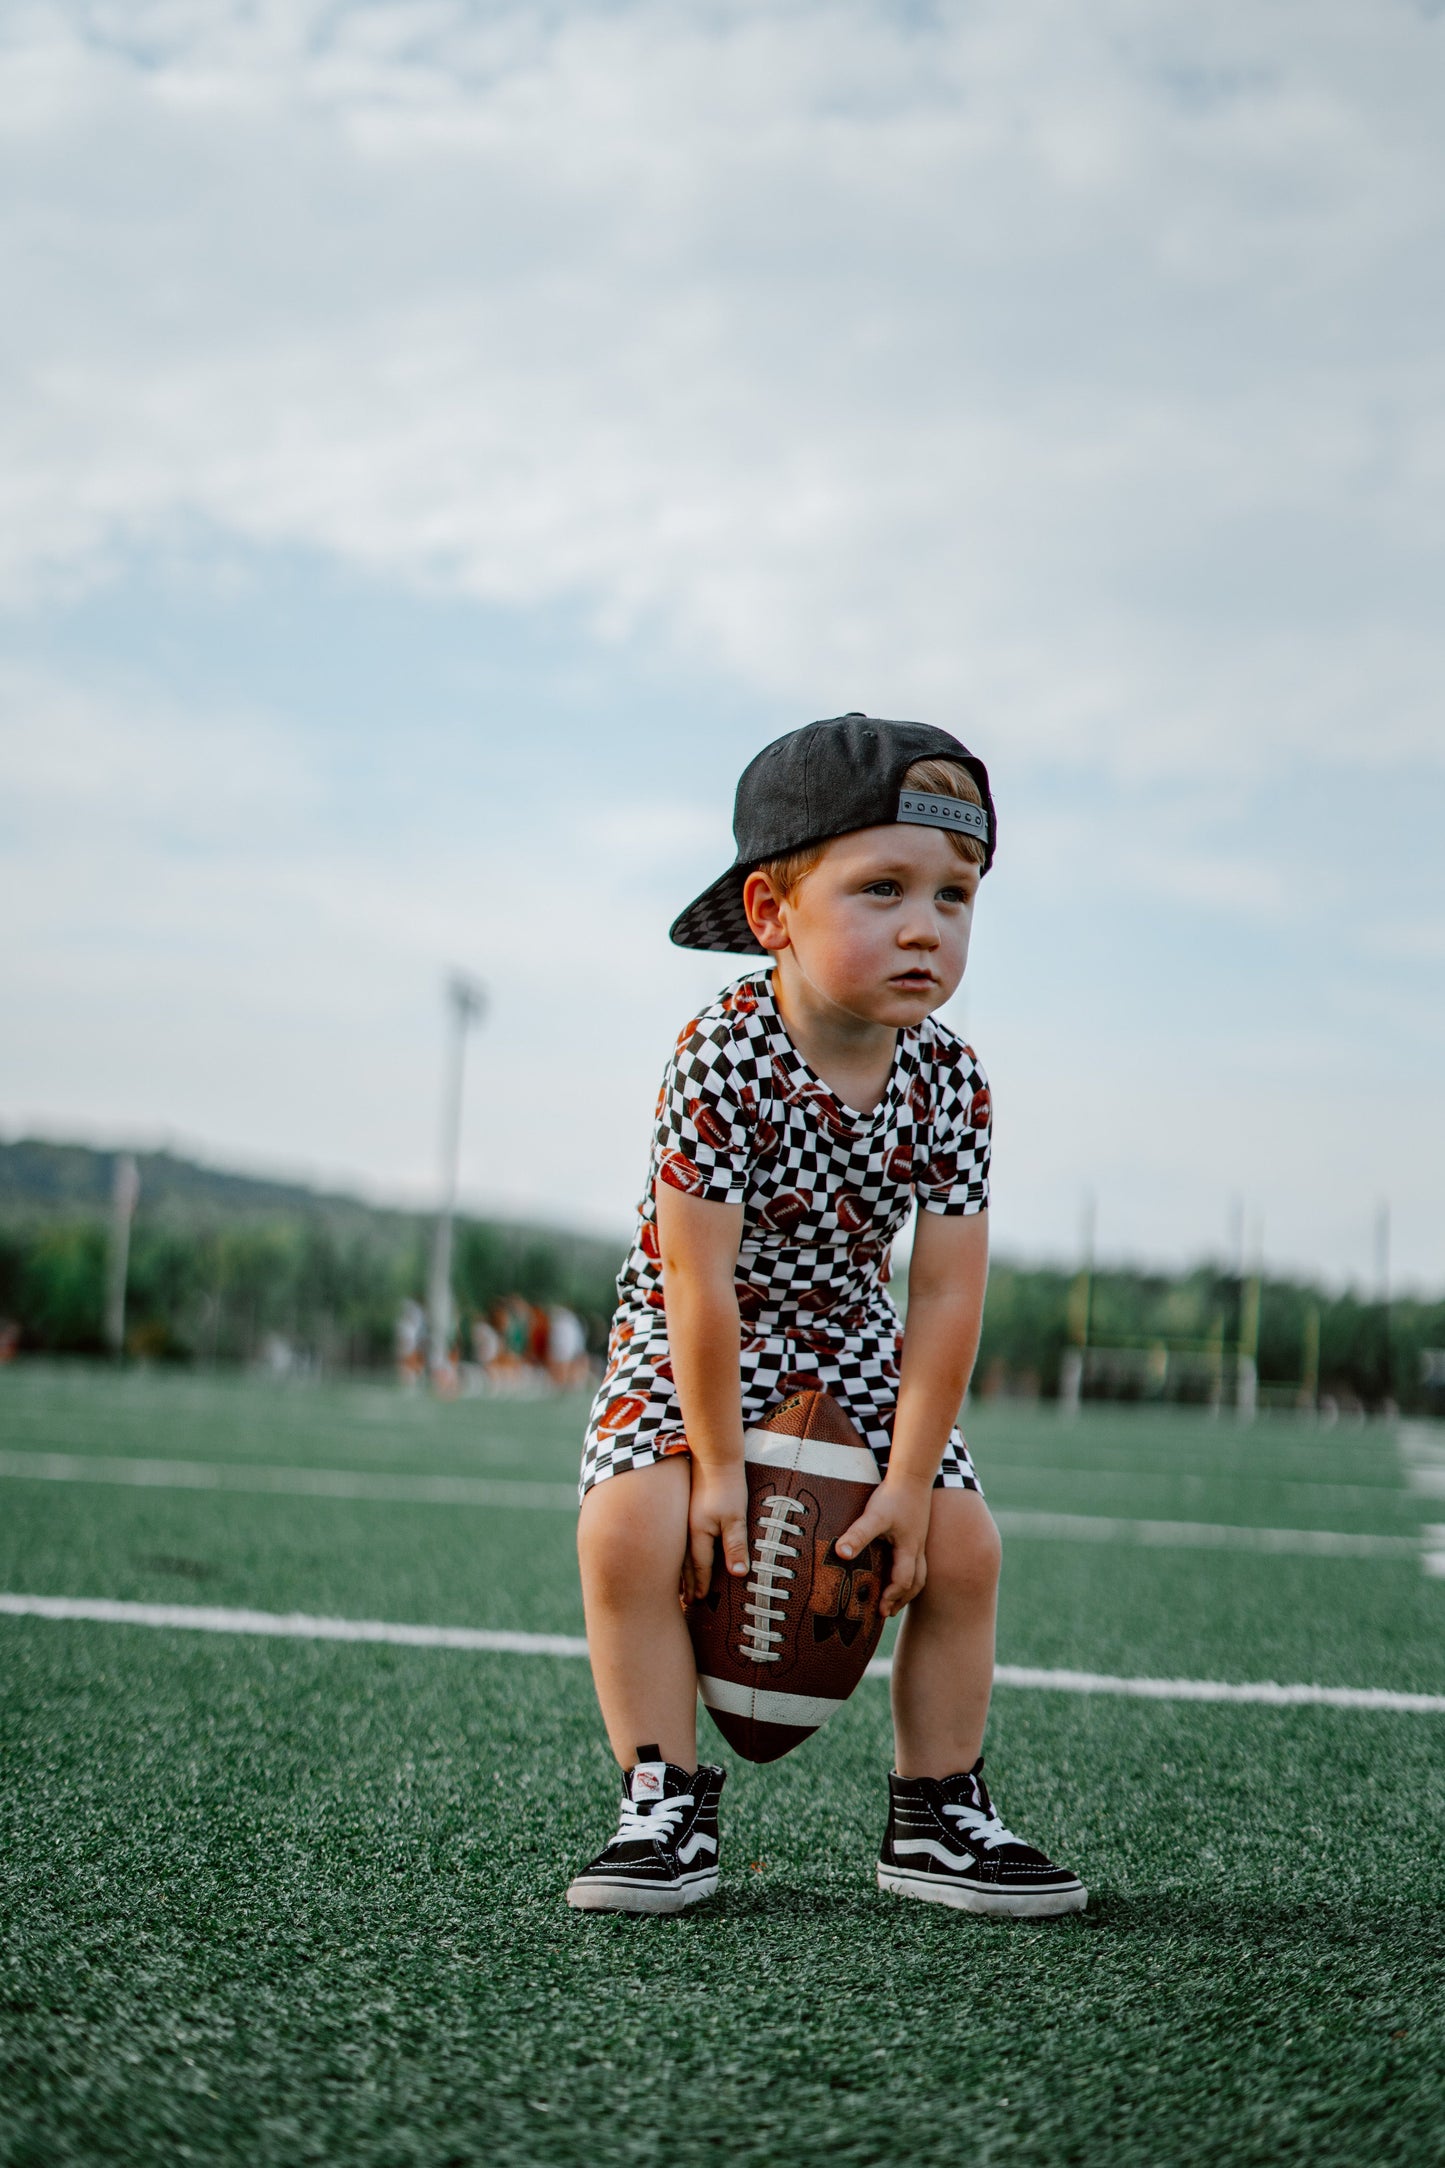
[941,1799,1023,1853]
[617,1791,693,1844]
[738,1493,807,1663]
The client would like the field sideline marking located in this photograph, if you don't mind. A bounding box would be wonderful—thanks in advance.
[0,1594,589,1658]
[0,1450,579,1513]
[991,1512,1412,1559]
[0,1451,1420,1560]
[3,1593,1445,1715]
[1398,1426,1445,1578]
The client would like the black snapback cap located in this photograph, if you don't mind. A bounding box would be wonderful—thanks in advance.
[669,712,996,954]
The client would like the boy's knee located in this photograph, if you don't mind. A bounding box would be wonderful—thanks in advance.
[577,1474,687,1606]
[926,1499,1002,1604]
[579,1511,648,1589]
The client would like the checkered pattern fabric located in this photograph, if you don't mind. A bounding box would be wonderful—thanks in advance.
[669,866,758,955]
[581,970,991,1498]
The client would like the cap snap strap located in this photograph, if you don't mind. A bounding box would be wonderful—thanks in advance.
[897,790,989,841]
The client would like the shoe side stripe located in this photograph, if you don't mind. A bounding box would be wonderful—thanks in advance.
[892,1836,975,1872]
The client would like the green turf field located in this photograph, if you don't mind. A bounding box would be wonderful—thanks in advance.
[3,1365,1444,2166]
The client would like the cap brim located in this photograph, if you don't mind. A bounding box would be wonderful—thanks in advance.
[669,865,763,953]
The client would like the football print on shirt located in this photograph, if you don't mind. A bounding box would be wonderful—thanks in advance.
[581,970,990,1499]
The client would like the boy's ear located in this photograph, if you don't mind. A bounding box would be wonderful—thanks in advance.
[742,870,790,953]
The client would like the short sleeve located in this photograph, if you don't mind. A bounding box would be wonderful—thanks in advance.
[916,1044,992,1216]
[652,1021,752,1206]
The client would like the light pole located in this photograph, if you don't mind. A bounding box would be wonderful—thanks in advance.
[1376,1199,1392,1413]
[1060,1191,1095,1417]
[104,1153,139,1359]
[428,972,486,1383]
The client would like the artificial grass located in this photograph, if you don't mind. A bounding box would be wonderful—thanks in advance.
[3,1624,1444,2167]
[3,1367,1444,2164]
[3,1450,1442,1696]
[0,1363,590,1477]
[0,1480,585,1640]
[1,1362,1414,1502]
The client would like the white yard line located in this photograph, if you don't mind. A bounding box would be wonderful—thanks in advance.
[3,1592,1444,1714]
[1399,1422,1445,1480]
[1396,1424,1445,1576]
[987,1467,1405,1506]
[983,1666,1445,1713]
[0,1593,590,1657]
[0,1449,1421,1559]
[0,1450,578,1512]
[988,1511,1416,1559]
[1400,1428,1445,1516]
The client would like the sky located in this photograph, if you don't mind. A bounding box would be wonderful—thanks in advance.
[3,0,1443,1288]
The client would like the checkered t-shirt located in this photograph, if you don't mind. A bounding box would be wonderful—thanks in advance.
[580,970,990,1497]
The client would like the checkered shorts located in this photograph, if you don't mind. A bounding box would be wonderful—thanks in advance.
[580,1311,979,1496]
[580,969,988,1500]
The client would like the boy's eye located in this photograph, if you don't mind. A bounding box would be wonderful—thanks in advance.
[863,880,901,898]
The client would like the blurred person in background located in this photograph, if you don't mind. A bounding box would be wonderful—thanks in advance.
[395,1298,426,1388]
[547,1304,589,1390]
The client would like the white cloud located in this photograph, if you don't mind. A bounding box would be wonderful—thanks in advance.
[0,662,313,838]
[1363,920,1445,963]
[3,0,1444,786]
[3,1,1443,1283]
[0,655,727,1229]
[3,645,1441,1282]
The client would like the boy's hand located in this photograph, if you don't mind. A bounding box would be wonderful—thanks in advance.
[683,1464,751,1606]
[836,1477,932,1618]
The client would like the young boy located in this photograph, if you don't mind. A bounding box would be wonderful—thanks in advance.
[567,713,1084,1918]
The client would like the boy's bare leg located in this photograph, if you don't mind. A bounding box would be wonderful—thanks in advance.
[889,1488,1002,1778]
[577,1456,700,1769]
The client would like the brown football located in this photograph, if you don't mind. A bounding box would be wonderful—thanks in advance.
[686,1389,891,1763]
[759,1191,808,1234]
[659,1150,706,1195]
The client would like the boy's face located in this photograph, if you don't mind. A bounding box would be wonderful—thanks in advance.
[744,823,979,1029]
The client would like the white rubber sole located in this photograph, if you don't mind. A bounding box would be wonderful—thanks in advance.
[877,1865,1087,1917]
[566,1870,719,1915]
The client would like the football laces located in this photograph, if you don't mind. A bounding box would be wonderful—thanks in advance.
[738,1493,807,1664]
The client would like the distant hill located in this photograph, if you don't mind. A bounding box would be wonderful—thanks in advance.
[0,1137,629,1362]
[0,1142,1439,1411]
[0,1136,626,1274]
[0,1137,386,1227]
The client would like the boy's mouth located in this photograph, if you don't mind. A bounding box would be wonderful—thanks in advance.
[890,969,937,990]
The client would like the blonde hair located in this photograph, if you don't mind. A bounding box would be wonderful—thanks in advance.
[758,756,986,900]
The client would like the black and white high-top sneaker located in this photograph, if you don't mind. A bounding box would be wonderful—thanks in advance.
[877,1759,1086,1917]
[566,1759,725,1914]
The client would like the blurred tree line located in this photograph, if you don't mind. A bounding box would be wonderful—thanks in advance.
[976,1261,1445,1415]
[0,1141,623,1370]
[0,1213,624,1369]
[1,1143,1440,1410]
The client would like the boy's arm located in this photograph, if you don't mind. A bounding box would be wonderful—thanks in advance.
[654,1181,752,1604]
[836,1207,989,1615]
